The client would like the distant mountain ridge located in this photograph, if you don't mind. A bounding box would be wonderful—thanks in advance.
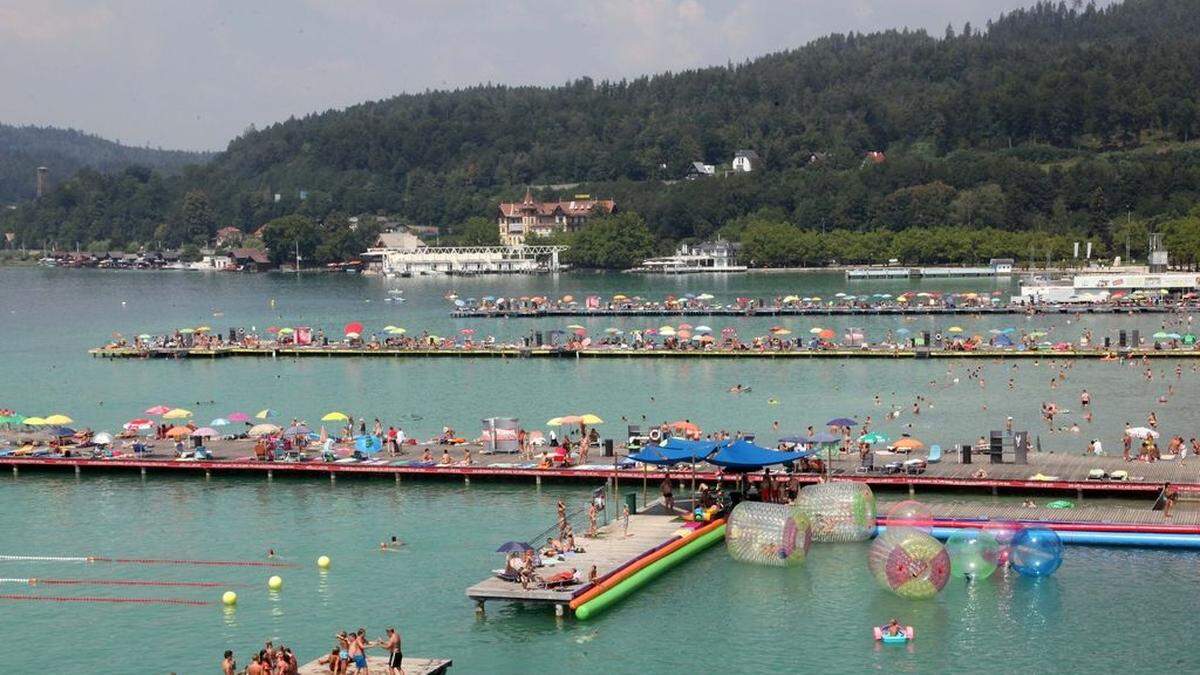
[5,0,1200,267]
[0,124,212,202]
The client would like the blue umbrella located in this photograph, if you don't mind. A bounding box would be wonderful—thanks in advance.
[825,417,857,427]
[283,424,311,438]
[777,435,808,444]
[805,432,841,444]
[495,541,533,553]
[47,426,77,437]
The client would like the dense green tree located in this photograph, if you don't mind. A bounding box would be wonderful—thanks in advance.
[260,215,321,266]
[448,216,500,246]
[562,212,655,269]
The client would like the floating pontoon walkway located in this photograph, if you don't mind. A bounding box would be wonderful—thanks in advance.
[465,507,688,616]
[88,346,1200,360]
[3,449,1199,498]
[449,304,1190,319]
[298,655,450,674]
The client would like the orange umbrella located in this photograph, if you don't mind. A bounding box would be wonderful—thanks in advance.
[818,329,836,340]
[165,426,191,438]
[892,437,925,451]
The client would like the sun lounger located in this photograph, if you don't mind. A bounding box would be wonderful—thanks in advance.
[903,458,927,475]
[1087,468,1107,480]
[1110,470,1129,481]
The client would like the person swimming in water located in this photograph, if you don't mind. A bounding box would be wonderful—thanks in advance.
[884,618,902,636]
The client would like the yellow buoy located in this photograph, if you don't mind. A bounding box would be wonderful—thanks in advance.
[222,591,238,606]
[317,555,331,569]
[268,575,283,591]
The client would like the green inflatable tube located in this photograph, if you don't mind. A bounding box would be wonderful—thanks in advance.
[575,524,726,620]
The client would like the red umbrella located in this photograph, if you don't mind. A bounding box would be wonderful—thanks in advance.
[344,322,364,336]
[144,405,171,415]
[818,329,836,339]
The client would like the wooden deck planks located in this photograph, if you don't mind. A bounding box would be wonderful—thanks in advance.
[465,513,686,606]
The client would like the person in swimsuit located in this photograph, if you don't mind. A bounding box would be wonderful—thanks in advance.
[221,650,236,675]
[381,627,404,675]
[885,618,902,636]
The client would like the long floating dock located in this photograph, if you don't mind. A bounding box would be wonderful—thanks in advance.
[88,346,1198,360]
[3,449,1198,498]
[449,305,1189,318]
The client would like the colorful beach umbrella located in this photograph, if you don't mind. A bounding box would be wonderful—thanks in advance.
[124,418,153,431]
[255,409,276,420]
[344,322,364,336]
[226,412,251,423]
[43,414,73,425]
[321,412,349,422]
[165,426,191,438]
[23,416,47,426]
[858,432,889,444]
[163,408,192,420]
[191,427,220,438]
[145,405,171,415]
[209,418,229,427]
[248,423,281,437]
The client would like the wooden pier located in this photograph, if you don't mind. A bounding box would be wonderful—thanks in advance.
[88,345,1200,361]
[298,655,450,674]
[465,505,687,616]
[3,447,1199,497]
[449,305,1189,319]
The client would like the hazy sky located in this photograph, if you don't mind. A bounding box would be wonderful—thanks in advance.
[0,0,1067,151]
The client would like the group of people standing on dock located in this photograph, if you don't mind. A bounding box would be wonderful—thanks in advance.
[223,627,404,675]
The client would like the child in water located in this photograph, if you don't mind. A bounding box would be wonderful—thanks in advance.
[885,618,903,636]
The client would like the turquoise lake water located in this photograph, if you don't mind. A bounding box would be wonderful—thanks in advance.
[2,267,1200,673]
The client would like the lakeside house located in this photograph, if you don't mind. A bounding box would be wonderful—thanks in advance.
[496,188,616,246]
[686,162,716,180]
[732,150,760,172]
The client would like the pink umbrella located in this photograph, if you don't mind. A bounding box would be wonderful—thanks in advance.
[145,405,170,415]
[460,328,476,335]
[191,427,219,438]
[124,419,153,431]
[227,412,251,423]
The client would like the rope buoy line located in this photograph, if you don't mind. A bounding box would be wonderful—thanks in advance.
[0,556,88,562]
[1,555,295,568]
[0,578,237,588]
[93,557,297,568]
[0,594,211,606]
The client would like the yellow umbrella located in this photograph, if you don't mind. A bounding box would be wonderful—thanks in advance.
[255,409,276,420]
[195,326,211,332]
[163,408,192,419]
[546,417,565,426]
[321,412,349,422]
[23,416,47,426]
[612,294,628,300]
[579,414,604,425]
[566,324,586,330]
[948,326,964,333]
[44,414,73,425]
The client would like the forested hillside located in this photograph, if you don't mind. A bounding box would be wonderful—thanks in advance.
[6,0,1200,266]
[0,125,211,203]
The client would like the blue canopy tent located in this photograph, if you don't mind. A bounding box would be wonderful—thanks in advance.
[627,438,719,508]
[708,439,808,471]
[627,437,717,465]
